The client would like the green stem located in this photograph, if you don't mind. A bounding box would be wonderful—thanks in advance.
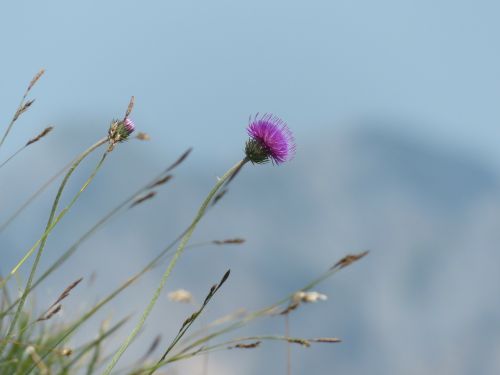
[102,158,248,375]
[0,145,25,169]
[1,149,188,320]
[173,260,356,357]
[141,335,323,372]
[28,224,192,373]
[3,139,107,283]
[0,138,107,356]
[0,95,27,152]
[0,159,73,233]
[0,166,172,320]
[63,317,129,372]
[26,163,232,372]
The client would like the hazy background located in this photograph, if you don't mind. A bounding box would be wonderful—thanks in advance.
[1,1,500,374]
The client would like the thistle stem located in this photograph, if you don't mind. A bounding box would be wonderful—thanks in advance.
[102,158,248,375]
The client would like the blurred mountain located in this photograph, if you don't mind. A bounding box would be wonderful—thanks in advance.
[2,125,500,374]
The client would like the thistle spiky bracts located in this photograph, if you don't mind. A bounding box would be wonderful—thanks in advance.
[244,138,272,164]
[107,118,135,151]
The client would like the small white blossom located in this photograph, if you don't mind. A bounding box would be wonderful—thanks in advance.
[25,346,36,355]
[293,291,328,304]
[167,289,193,304]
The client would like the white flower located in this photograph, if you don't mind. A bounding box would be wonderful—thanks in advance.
[167,289,193,304]
[25,346,36,355]
[293,291,328,304]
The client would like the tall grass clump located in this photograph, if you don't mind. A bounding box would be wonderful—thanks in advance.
[0,72,368,374]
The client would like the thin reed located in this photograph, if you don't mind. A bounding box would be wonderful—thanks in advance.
[0,72,367,375]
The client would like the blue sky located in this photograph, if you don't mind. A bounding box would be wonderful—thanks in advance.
[1,0,500,164]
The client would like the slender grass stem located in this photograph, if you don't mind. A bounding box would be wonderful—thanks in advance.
[146,270,230,375]
[0,138,107,357]
[30,231,221,359]
[102,158,248,375]
[140,334,336,372]
[0,126,53,170]
[4,139,107,281]
[28,227,192,373]
[173,254,367,358]
[25,249,363,374]
[25,165,242,372]
[0,159,73,233]
[0,146,24,169]
[0,139,180,234]
[62,317,129,372]
[285,314,291,375]
[1,150,187,320]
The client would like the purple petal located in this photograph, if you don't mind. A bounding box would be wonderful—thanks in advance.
[247,114,295,164]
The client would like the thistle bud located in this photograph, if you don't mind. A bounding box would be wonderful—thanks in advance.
[107,118,136,151]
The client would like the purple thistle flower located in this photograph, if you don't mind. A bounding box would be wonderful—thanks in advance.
[245,114,295,164]
[123,118,135,135]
